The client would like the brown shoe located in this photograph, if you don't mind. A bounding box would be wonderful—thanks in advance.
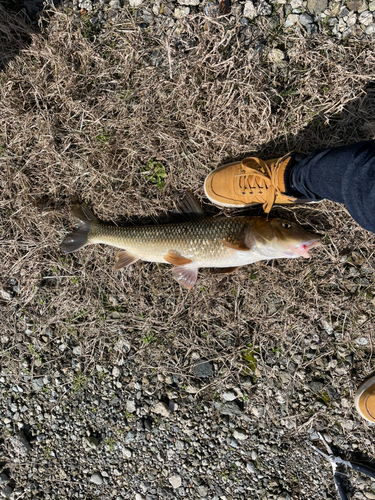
[355,375,375,423]
[204,152,303,213]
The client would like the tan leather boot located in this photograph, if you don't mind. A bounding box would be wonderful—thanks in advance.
[355,374,375,422]
[204,152,300,213]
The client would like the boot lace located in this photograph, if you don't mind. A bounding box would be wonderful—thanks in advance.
[234,157,284,214]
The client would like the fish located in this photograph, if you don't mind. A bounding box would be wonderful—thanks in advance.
[60,193,321,289]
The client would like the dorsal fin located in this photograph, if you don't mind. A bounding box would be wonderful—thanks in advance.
[174,191,204,221]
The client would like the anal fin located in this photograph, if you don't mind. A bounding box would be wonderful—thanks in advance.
[114,250,139,270]
[172,267,198,290]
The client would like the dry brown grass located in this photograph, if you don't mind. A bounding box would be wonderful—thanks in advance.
[1,5,375,442]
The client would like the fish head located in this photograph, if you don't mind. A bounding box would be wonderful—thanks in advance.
[249,218,321,259]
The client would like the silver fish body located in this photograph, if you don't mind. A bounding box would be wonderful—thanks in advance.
[61,198,321,289]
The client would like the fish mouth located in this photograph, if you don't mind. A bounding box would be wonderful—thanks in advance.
[294,239,321,258]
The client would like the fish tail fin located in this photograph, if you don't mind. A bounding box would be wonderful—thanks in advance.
[60,205,99,254]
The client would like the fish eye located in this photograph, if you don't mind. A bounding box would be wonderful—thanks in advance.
[281,222,291,229]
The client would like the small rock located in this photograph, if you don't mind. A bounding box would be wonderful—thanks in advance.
[32,378,44,391]
[364,492,375,499]
[178,0,199,5]
[90,473,103,485]
[72,346,81,355]
[222,391,237,401]
[233,428,248,441]
[194,360,213,378]
[0,475,9,486]
[0,485,13,498]
[369,0,375,10]
[85,436,99,448]
[125,431,136,443]
[123,447,132,459]
[359,10,374,24]
[243,0,257,18]
[307,0,327,12]
[0,289,12,302]
[197,485,208,497]
[290,0,303,7]
[129,0,143,5]
[214,401,243,416]
[366,22,375,32]
[142,8,153,24]
[153,402,171,418]
[174,6,190,17]
[135,495,145,500]
[268,48,285,63]
[251,406,264,417]
[285,13,299,26]
[185,384,199,393]
[257,0,272,15]
[79,0,93,10]
[11,431,31,456]
[299,12,314,24]
[355,336,369,346]
[309,381,324,392]
[112,366,120,377]
[306,23,319,34]
[169,475,182,489]
[126,400,136,413]
[246,462,256,473]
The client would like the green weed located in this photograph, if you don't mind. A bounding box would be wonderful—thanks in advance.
[141,159,167,189]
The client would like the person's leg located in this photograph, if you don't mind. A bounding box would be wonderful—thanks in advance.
[286,140,375,233]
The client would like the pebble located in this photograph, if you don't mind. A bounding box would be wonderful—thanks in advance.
[359,10,374,24]
[197,485,208,497]
[243,0,257,19]
[11,432,31,456]
[233,429,248,441]
[153,402,171,418]
[174,6,190,17]
[370,0,375,10]
[366,22,375,32]
[365,492,375,499]
[355,336,369,346]
[285,13,299,26]
[246,462,256,473]
[222,391,237,402]
[0,485,13,498]
[169,475,182,488]
[129,0,143,5]
[32,378,44,391]
[89,473,103,485]
[214,401,243,416]
[126,400,136,413]
[135,495,145,500]
[194,360,213,378]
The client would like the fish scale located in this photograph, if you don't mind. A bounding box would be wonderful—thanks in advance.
[88,217,250,264]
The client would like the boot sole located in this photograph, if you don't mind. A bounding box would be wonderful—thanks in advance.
[354,375,375,422]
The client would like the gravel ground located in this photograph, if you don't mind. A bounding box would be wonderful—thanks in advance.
[16,0,375,39]
[1,0,375,499]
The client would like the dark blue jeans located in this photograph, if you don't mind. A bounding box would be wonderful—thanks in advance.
[287,141,375,233]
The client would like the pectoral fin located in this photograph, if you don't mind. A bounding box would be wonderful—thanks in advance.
[114,250,139,270]
[211,266,240,275]
[172,267,198,290]
[164,250,193,266]
[220,239,250,251]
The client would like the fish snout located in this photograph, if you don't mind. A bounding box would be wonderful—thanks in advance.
[293,238,322,258]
